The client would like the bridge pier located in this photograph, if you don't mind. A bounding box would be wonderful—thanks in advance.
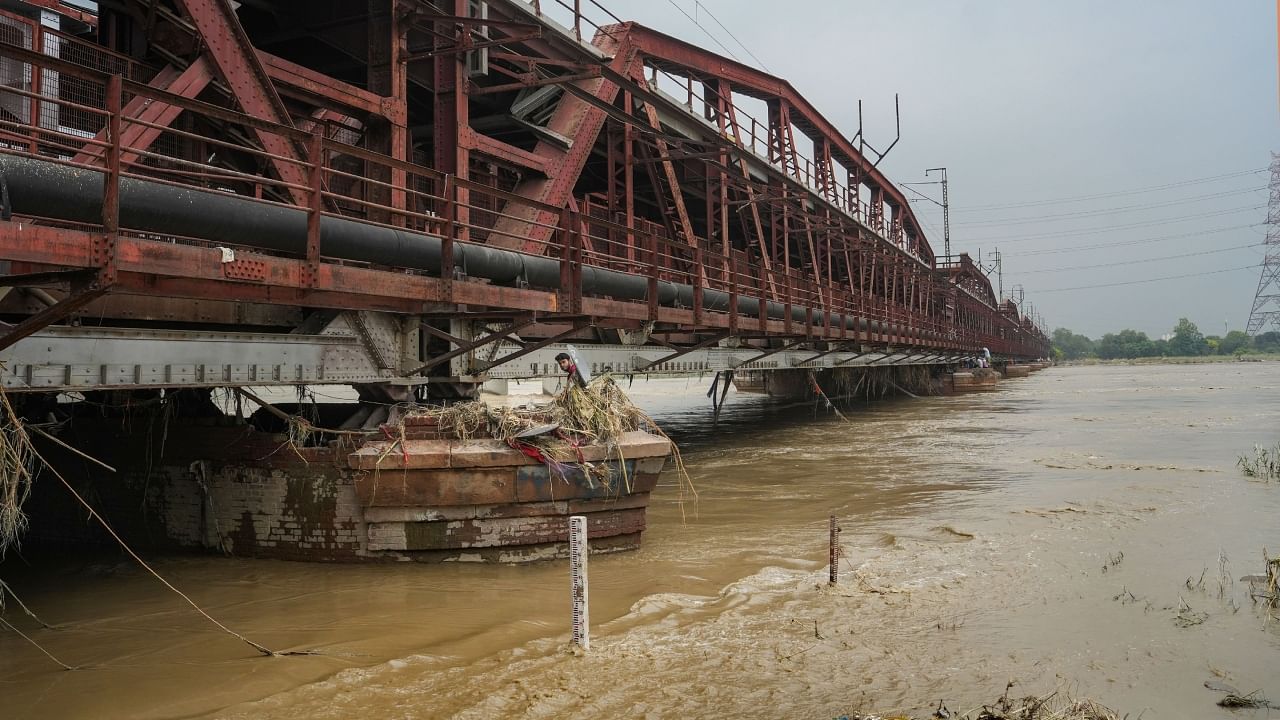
[735,365,945,401]
[13,388,669,562]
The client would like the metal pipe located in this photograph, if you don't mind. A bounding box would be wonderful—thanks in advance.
[0,155,921,337]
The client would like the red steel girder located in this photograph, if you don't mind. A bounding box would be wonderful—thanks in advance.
[73,57,214,169]
[617,23,933,261]
[260,51,394,121]
[459,127,549,175]
[0,274,105,352]
[487,28,643,253]
[175,0,309,207]
[637,96,696,247]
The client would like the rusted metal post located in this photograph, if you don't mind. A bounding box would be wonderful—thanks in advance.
[828,515,840,586]
[692,247,703,325]
[727,256,738,334]
[304,129,323,288]
[646,231,659,321]
[570,209,583,314]
[441,175,455,297]
[98,73,122,288]
[569,515,589,651]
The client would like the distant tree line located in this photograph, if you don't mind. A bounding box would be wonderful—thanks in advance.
[1051,319,1280,360]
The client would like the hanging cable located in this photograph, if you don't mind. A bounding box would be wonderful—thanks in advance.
[695,1,773,73]
[1034,263,1260,293]
[1012,242,1265,275]
[953,167,1267,213]
[968,204,1266,243]
[954,185,1267,227]
[1008,222,1264,257]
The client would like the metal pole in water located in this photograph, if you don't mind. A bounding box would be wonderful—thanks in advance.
[569,515,590,651]
[829,515,841,586]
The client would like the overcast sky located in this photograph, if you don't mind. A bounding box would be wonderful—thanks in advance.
[577,0,1276,339]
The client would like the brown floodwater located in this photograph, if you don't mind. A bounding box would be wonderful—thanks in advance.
[2,363,1279,719]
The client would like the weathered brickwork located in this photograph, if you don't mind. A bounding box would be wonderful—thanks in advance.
[21,417,672,563]
[24,422,368,561]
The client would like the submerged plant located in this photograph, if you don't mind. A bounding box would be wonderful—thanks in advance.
[1237,442,1280,481]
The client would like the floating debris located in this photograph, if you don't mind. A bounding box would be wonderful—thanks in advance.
[1174,596,1209,627]
[1217,692,1276,709]
[835,687,1122,720]
[1204,679,1241,695]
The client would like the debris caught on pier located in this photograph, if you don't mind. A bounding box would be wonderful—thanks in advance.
[0,379,36,556]
[830,365,937,400]
[392,375,696,508]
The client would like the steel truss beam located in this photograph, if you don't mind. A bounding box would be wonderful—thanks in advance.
[0,320,999,394]
[175,0,310,206]
[0,283,105,352]
[411,317,540,375]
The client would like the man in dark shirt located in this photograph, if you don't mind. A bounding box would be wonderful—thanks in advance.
[555,352,587,388]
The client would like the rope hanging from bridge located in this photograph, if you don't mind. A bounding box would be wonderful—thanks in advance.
[807,370,853,424]
[0,382,315,660]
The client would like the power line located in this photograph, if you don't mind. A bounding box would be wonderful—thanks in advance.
[953,167,1267,213]
[664,0,742,63]
[1009,222,1264,256]
[1034,263,1261,294]
[695,1,773,73]
[1011,242,1264,275]
[968,204,1267,243]
[904,184,943,207]
[953,185,1267,227]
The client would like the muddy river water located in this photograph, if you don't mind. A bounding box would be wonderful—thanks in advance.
[2,363,1279,719]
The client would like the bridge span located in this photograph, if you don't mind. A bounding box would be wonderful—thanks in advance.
[0,0,1047,397]
[0,0,1053,563]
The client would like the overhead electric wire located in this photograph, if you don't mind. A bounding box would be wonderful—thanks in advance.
[1011,242,1265,275]
[952,167,1268,213]
[695,1,773,73]
[967,204,1267,243]
[664,0,742,63]
[903,184,943,208]
[1008,222,1264,256]
[1033,263,1261,293]
[953,185,1267,227]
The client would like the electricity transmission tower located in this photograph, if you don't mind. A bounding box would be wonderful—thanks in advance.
[1246,153,1280,334]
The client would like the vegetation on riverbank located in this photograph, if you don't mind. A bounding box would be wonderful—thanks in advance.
[837,687,1122,720]
[1238,442,1280,481]
[1051,319,1280,361]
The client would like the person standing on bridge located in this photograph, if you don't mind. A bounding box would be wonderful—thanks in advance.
[555,352,587,389]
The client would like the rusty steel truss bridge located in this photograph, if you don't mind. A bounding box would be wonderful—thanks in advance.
[0,0,1048,398]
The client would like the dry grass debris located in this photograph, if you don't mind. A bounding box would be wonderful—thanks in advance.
[837,687,1122,720]
[0,379,36,557]
[1237,441,1280,481]
[1251,549,1280,611]
[1217,691,1273,709]
[394,375,696,508]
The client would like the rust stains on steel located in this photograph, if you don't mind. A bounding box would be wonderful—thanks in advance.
[0,0,1050,364]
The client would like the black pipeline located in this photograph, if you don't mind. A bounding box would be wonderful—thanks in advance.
[0,154,909,336]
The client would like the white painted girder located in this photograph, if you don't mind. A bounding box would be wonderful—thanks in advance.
[0,324,962,393]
